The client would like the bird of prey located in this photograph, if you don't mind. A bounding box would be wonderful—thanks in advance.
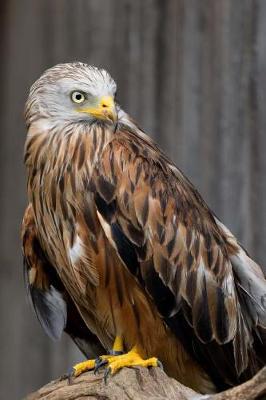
[22,62,266,394]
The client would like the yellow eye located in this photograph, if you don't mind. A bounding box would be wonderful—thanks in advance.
[71,91,85,104]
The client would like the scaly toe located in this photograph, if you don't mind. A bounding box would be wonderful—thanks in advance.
[102,351,161,377]
[94,353,123,374]
[71,359,96,378]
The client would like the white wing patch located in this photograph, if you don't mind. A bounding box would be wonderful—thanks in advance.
[69,234,84,264]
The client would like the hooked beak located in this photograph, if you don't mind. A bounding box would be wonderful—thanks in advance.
[78,96,117,123]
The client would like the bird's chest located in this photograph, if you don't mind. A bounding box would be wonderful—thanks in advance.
[28,165,99,288]
[25,126,112,273]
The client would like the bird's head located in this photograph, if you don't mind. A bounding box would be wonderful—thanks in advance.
[25,62,117,127]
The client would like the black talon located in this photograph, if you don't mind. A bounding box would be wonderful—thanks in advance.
[59,372,68,381]
[94,357,108,374]
[66,367,75,384]
[104,367,111,384]
[157,360,164,370]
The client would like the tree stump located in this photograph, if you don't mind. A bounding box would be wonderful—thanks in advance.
[25,366,266,400]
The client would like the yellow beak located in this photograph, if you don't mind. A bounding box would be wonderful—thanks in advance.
[78,96,117,123]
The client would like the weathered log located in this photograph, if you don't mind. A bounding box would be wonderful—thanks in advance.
[25,366,266,400]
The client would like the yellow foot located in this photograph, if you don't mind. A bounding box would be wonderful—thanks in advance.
[95,347,162,382]
[67,336,124,381]
[72,359,96,377]
[67,351,123,380]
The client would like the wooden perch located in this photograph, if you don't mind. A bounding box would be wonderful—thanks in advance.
[25,366,266,400]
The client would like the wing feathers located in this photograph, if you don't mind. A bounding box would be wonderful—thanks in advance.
[91,126,266,386]
[231,250,266,328]
[141,259,178,317]
[22,204,104,357]
[29,280,67,340]
[23,237,67,340]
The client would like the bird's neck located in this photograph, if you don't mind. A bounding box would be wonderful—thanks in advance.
[25,119,113,168]
[24,119,114,200]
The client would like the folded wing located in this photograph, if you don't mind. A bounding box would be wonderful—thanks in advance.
[22,204,104,358]
[90,123,266,388]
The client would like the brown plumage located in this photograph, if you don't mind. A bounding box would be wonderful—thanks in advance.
[22,203,105,357]
[22,63,266,394]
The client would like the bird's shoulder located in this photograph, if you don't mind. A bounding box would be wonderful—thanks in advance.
[95,121,235,255]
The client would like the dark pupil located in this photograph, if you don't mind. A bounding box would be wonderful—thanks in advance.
[75,93,82,101]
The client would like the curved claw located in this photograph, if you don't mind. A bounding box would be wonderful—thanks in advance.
[66,367,75,385]
[157,360,164,370]
[94,357,108,374]
[59,371,70,382]
[104,367,111,384]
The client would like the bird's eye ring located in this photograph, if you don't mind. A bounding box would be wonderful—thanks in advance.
[71,91,86,104]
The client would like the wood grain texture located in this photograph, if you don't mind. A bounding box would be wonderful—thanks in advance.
[1,1,266,399]
[25,366,266,400]
[25,368,198,400]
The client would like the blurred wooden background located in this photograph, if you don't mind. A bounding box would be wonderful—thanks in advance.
[0,0,266,398]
